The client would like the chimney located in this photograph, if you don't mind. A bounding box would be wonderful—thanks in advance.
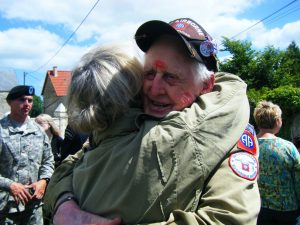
[53,66,58,77]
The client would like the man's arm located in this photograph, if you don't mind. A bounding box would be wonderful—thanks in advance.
[138,151,260,225]
[39,135,55,180]
[43,150,122,225]
[43,150,84,218]
[53,199,121,225]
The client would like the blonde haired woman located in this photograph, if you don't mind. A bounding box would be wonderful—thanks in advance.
[254,101,300,225]
[35,114,63,167]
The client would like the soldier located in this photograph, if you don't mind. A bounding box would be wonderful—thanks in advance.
[0,85,54,224]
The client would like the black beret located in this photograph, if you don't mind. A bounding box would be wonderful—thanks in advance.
[6,85,35,101]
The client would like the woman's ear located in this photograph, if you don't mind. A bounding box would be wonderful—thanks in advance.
[200,74,215,94]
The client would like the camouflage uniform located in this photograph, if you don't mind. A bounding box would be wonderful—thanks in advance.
[0,115,54,225]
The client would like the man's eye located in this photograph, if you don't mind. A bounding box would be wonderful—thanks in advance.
[164,74,177,83]
[144,71,156,80]
[18,98,33,103]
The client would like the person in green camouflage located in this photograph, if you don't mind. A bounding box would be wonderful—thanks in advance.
[0,85,54,224]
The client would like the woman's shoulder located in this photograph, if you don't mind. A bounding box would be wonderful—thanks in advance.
[52,134,64,143]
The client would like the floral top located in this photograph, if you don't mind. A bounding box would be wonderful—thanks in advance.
[258,137,300,211]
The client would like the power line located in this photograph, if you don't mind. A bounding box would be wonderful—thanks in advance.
[28,0,101,75]
[230,5,300,41]
[230,0,299,40]
[263,6,300,27]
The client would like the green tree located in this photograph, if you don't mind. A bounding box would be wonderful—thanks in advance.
[30,95,43,117]
[252,46,281,89]
[275,41,300,87]
[220,38,300,140]
[219,37,257,87]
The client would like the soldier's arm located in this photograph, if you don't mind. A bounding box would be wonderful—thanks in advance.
[39,135,55,180]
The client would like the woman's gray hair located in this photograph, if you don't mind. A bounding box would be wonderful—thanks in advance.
[67,45,143,133]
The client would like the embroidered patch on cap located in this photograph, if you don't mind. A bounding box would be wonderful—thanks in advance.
[229,152,258,181]
[199,40,217,57]
[170,19,206,40]
[29,86,34,95]
[237,124,257,155]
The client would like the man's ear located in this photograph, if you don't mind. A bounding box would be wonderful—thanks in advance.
[200,74,215,94]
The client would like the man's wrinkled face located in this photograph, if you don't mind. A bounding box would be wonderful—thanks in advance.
[143,39,204,118]
[9,95,33,120]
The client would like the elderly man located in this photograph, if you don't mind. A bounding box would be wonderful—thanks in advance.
[0,85,54,224]
[44,18,260,225]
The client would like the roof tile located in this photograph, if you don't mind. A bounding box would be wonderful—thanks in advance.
[47,70,71,96]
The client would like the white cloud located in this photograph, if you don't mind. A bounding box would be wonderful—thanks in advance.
[251,21,300,49]
[0,0,299,83]
[0,27,87,71]
[0,0,262,42]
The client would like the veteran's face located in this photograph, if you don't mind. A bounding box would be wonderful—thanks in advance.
[143,37,210,118]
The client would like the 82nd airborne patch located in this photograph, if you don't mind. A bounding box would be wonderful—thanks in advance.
[237,124,257,155]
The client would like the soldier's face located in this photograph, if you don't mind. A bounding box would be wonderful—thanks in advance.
[9,95,33,120]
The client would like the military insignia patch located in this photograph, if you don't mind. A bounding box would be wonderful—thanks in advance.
[199,40,217,57]
[237,124,257,155]
[29,86,34,95]
[229,152,258,181]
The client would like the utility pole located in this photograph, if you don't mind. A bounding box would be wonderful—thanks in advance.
[23,72,27,85]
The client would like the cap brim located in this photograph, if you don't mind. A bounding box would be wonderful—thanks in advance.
[135,20,183,53]
[135,20,218,72]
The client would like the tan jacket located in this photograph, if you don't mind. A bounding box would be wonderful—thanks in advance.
[44,72,260,224]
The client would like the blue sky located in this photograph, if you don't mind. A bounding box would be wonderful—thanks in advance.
[0,0,299,96]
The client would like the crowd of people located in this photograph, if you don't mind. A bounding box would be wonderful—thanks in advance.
[0,17,299,225]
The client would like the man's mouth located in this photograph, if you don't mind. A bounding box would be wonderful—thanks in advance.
[22,108,30,113]
[150,99,170,109]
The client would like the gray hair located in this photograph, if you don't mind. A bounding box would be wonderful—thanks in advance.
[67,45,143,133]
[35,113,61,137]
[192,61,214,84]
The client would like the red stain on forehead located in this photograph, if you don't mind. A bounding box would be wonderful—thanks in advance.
[154,60,167,70]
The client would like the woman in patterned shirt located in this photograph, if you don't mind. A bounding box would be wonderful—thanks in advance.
[254,101,300,225]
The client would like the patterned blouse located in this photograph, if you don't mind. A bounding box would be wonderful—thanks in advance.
[258,137,300,211]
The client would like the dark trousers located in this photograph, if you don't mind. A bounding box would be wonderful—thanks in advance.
[0,205,43,225]
[257,207,299,225]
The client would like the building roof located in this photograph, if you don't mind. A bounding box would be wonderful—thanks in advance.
[0,70,18,91]
[42,68,71,96]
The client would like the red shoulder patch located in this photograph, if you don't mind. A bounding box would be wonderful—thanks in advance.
[237,125,257,155]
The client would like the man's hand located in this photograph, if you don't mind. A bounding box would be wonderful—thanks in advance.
[26,179,47,199]
[53,200,121,225]
[9,182,32,205]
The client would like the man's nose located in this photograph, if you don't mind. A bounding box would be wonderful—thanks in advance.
[150,74,165,96]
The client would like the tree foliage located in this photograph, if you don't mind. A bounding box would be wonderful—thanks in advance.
[219,39,300,140]
[30,95,44,117]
